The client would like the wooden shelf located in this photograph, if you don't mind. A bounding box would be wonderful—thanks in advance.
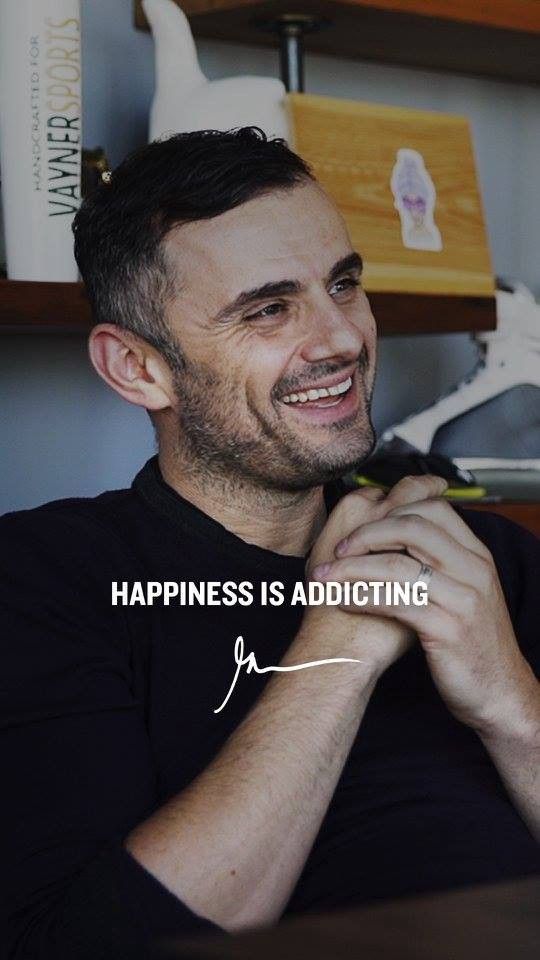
[0,279,495,336]
[135,0,540,85]
[0,279,92,333]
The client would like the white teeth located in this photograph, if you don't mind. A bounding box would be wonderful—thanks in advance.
[280,375,352,405]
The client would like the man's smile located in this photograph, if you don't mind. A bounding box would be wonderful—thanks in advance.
[280,375,353,405]
[276,368,360,425]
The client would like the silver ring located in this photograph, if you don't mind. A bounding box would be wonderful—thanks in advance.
[415,563,433,587]
[416,562,433,586]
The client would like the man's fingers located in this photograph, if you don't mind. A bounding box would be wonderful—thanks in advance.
[310,474,447,574]
[331,515,475,585]
[385,498,492,560]
[310,552,470,616]
[313,487,387,558]
[310,553,479,647]
[307,487,386,572]
[354,486,386,502]
[383,474,448,510]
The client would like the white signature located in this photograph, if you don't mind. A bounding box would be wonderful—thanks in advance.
[214,635,365,714]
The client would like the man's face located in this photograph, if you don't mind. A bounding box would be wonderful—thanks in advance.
[161,180,377,492]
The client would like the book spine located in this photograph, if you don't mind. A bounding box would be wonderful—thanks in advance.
[0,0,82,280]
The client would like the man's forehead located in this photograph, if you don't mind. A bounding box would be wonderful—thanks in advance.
[164,182,350,288]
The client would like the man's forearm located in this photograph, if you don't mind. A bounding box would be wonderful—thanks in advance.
[478,664,540,842]
[125,616,383,932]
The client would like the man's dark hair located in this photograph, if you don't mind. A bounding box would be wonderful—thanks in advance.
[73,127,313,362]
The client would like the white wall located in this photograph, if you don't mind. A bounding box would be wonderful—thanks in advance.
[1,0,539,513]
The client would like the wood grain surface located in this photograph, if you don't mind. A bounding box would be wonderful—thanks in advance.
[136,0,540,34]
[335,0,540,33]
[287,93,494,297]
[464,501,540,538]
[160,876,540,959]
[0,280,496,336]
[134,1,540,84]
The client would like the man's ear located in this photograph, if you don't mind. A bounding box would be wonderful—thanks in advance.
[88,323,175,411]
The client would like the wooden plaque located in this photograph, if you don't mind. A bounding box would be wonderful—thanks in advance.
[287,93,494,298]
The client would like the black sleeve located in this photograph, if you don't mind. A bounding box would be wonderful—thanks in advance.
[459,507,540,675]
[0,509,221,960]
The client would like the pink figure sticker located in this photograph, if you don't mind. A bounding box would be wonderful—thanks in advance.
[390,148,443,252]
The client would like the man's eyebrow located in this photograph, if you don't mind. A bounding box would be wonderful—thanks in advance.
[327,251,363,283]
[213,251,364,324]
[214,279,302,323]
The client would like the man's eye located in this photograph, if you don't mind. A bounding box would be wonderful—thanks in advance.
[244,302,286,322]
[330,276,361,297]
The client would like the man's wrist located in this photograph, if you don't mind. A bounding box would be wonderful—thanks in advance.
[475,661,540,748]
[295,608,400,687]
[293,612,377,677]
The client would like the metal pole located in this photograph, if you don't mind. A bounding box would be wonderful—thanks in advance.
[254,15,329,93]
[279,21,304,93]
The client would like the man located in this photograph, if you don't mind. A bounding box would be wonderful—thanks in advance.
[1,128,539,960]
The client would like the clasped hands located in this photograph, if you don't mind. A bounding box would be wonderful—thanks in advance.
[306,474,538,740]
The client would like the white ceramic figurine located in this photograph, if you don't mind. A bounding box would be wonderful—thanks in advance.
[142,0,290,142]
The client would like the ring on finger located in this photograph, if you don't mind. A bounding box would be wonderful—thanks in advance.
[415,561,434,591]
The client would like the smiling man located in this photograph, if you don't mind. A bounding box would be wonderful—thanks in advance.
[147,198,374,496]
[1,128,539,960]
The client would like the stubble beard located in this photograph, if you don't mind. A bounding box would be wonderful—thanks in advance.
[167,347,376,494]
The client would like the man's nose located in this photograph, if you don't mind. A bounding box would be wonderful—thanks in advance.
[298,297,369,365]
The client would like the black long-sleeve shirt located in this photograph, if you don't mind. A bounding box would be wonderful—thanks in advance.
[1,456,539,959]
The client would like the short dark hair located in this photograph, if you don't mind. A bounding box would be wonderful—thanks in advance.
[73,127,313,359]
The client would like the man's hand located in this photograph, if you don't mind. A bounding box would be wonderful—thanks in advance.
[304,474,449,677]
[311,487,540,840]
[312,491,539,737]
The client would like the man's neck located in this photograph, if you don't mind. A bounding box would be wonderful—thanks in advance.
[158,452,327,558]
